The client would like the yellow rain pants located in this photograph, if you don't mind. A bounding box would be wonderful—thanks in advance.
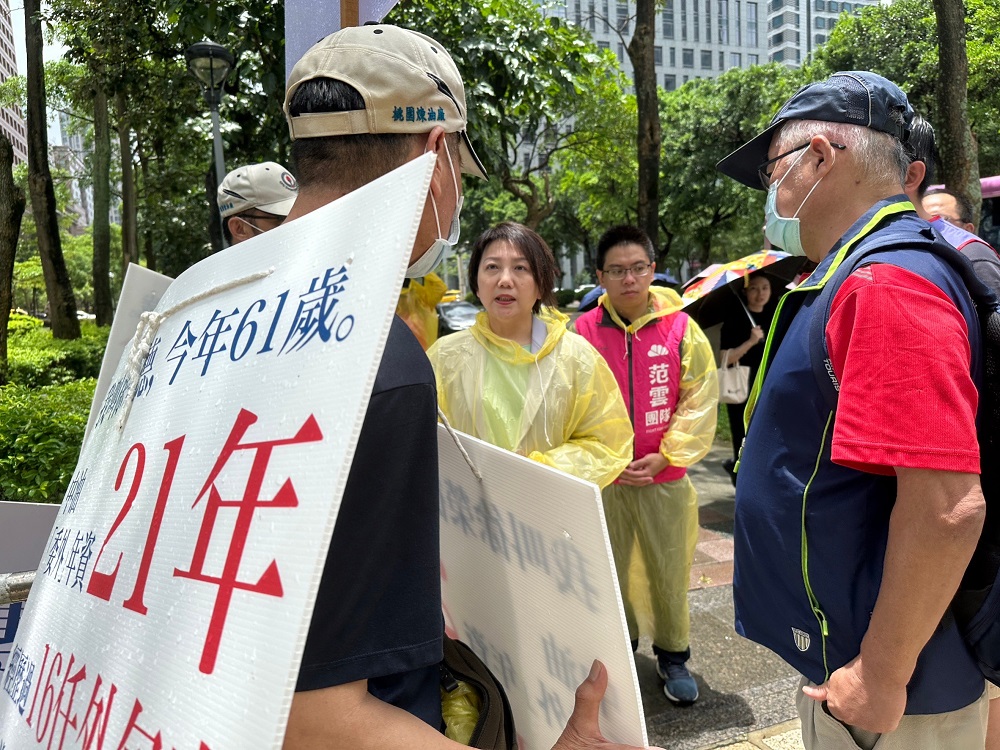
[602,475,699,652]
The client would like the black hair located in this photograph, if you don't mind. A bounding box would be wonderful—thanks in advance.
[469,222,558,314]
[596,225,655,269]
[289,79,424,191]
[905,114,936,197]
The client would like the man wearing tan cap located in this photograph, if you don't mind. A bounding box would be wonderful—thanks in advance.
[217,161,299,245]
[280,23,658,750]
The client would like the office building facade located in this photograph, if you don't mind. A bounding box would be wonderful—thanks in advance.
[767,0,877,65]
[0,0,27,163]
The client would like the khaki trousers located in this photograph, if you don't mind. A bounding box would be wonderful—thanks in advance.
[796,677,988,750]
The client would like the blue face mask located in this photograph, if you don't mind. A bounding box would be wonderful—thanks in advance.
[763,146,826,257]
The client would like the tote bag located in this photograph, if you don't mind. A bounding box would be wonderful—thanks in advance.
[718,351,750,404]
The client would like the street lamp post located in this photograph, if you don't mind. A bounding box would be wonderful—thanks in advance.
[185,40,235,190]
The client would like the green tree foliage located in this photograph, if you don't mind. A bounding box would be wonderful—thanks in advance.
[657,64,804,270]
[388,0,629,229]
[0,379,95,503]
[809,0,1000,177]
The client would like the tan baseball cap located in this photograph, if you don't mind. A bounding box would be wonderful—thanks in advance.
[218,162,299,219]
[283,24,487,180]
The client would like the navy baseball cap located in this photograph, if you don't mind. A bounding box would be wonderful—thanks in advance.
[717,71,913,190]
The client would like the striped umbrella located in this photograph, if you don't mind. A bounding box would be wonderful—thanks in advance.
[680,250,808,327]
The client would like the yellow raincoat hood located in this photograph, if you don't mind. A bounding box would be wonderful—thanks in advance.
[427,307,632,488]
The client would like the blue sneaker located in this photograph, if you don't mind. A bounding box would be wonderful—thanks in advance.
[656,659,699,705]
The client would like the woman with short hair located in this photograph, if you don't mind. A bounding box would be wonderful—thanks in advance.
[427,221,632,489]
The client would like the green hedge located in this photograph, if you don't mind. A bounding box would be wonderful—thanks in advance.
[555,289,577,308]
[0,379,95,503]
[7,319,109,387]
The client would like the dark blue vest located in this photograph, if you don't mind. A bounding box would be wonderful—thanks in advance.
[734,197,985,714]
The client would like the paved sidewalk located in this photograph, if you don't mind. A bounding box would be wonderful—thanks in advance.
[634,442,806,750]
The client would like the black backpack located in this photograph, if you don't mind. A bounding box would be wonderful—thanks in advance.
[807,228,1000,684]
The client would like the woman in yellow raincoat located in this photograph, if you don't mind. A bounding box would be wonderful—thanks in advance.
[427,222,632,489]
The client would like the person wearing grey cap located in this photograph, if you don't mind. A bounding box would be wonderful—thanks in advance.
[718,71,988,748]
[279,24,660,750]
[217,161,299,245]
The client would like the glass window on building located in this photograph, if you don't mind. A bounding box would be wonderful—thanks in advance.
[618,42,624,60]
[747,2,758,46]
[683,74,690,83]
[718,0,729,43]
[693,0,700,41]
[664,74,677,91]
[719,51,725,69]
[670,46,676,65]
[603,0,610,31]
[663,0,675,38]
[701,49,713,68]
[574,0,582,26]
[748,53,758,64]
[681,0,688,40]
[655,45,663,65]
[814,0,823,8]
[682,48,695,67]
[815,16,824,28]
[815,33,826,44]
[597,40,611,50]
[705,0,711,41]
[589,0,596,31]
[618,2,629,32]
[735,0,742,44]
[827,0,837,10]
[730,52,742,67]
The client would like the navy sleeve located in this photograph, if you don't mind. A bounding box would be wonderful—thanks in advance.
[297,318,443,708]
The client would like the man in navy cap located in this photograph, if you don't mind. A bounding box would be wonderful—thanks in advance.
[718,72,988,748]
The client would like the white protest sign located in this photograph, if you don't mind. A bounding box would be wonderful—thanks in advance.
[0,502,59,683]
[438,425,648,749]
[84,264,173,441]
[0,153,435,749]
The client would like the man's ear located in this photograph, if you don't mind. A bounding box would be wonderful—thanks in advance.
[421,126,448,200]
[904,160,926,198]
[227,216,248,242]
[809,136,839,179]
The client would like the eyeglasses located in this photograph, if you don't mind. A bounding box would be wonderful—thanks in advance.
[602,263,652,281]
[757,141,846,189]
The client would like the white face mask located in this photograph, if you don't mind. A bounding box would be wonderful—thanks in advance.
[407,139,463,279]
[763,146,826,257]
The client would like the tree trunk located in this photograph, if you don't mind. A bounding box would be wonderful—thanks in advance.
[137,140,156,271]
[0,134,26,385]
[24,0,79,339]
[115,91,138,279]
[627,0,661,250]
[933,0,981,225]
[92,85,113,326]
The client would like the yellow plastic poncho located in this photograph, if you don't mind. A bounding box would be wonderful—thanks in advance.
[590,286,718,467]
[396,272,447,350]
[427,307,633,489]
